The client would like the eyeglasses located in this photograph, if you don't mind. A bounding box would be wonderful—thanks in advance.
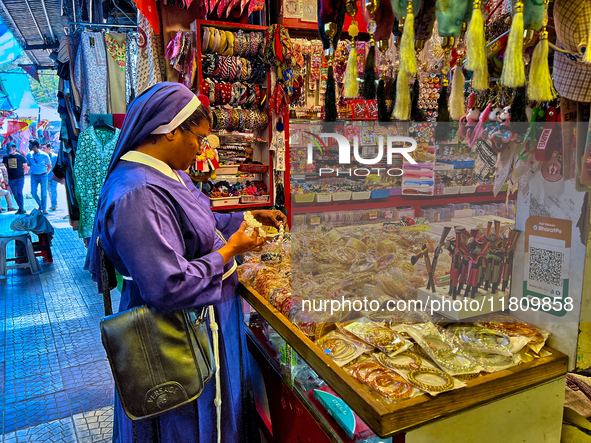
[183,127,208,146]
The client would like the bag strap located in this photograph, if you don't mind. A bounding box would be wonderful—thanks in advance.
[97,237,117,316]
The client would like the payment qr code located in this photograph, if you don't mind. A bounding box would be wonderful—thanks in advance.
[529,247,563,286]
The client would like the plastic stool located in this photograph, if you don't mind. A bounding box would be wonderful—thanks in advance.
[32,233,53,263]
[0,232,41,278]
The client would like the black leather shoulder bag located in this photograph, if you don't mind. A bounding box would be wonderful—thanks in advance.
[97,201,216,420]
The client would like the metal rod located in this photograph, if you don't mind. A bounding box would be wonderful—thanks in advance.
[72,0,76,23]
[112,0,136,26]
[24,0,46,44]
[486,30,510,48]
[40,0,56,42]
[69,21,137,28]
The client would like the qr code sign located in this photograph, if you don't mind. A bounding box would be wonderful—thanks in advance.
[529,247,563,287]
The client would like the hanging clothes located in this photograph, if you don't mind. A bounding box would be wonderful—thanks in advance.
[74,32,108,131]
[73,126,120,238]
[105,32,128,114]
[126,32,138,106]
[136,11,167,95]
[57,35,82,109]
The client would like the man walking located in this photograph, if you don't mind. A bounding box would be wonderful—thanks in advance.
[26,140,51,214]
[43,143,58,210]
[2,142,27,214]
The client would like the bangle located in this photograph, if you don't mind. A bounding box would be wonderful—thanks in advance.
[212,29,221,54]
[202,27,210,52]
[370,372,413,399]
[224,31,234,56]
[378,351,422,371]
[218,29,227,54]
[407,368,454,393]
[207,28,216,52]
[351,362,382,382]
[316,337,356,362]
[238,109,245,131]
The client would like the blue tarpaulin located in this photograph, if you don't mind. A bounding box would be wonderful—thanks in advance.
[0,72,37,110]
[0,21,22,65]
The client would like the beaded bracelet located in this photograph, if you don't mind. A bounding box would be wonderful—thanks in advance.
[406,368,454,393]
[378,351,422,371]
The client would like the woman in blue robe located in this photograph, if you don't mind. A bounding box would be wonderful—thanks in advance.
[89,82,286,443]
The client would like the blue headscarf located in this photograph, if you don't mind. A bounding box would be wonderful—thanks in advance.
[89,82,201,292]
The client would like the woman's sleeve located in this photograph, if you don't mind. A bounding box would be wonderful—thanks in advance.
[106,187,226,310]
[214,211,245,240]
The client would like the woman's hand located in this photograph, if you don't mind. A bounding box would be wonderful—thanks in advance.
[218,222,266,263]
[250,210,287,228]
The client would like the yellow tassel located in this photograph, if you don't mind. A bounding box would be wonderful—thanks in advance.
[466,1,488,91]
[449,65,466,121]
[393,73,411,120]
[527,30,555,101]
[500,1,525,87]
[399,4,416,76]
[344,45,359,98]
[472,67,489,91]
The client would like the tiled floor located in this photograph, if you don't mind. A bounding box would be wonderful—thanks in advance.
[0,179,118,442]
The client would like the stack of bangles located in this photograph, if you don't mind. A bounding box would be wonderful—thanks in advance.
[316,337,357,362]
[202,54,267,83]
[349,362,413,399]
[202,80,265,108]
[211,108,268,131]
[421,335,476,373]
[201,28,264,57]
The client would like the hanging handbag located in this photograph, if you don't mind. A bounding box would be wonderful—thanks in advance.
[97,200,218,421]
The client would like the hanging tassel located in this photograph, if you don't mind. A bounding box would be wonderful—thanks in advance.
[410,77,424,121]
[466,0,488,91]
[449,63,466,121]
[435,78,452,141]
[325,66,337,122]
[363,44,376,99]
[378,77,389,121]
[324,22,338,122]
[344,21,359,98]
[527,3,555,102]
[500,1,525,87]
[393,73,411,120]
[399,1,417,76]
[388,73,397,117]
[512,86,527,121]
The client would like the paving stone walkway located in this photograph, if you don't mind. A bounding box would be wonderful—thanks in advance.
[0,178,118,442]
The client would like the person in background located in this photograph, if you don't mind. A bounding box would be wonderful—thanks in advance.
[26,140,51,214]
[43,143,59,210]
[2,142,27,214]
[0,165,15,212]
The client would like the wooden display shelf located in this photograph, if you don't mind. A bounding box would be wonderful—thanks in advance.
[290,192,518,216]
[238,283,568,438]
